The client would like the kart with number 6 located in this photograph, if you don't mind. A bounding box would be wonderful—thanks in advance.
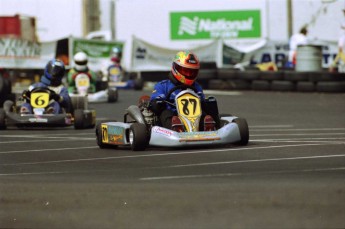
[0,87,95,129]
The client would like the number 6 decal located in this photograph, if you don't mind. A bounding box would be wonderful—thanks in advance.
[30,92,50,108]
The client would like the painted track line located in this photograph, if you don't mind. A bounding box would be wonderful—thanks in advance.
[250,128,345,132]
[1,142,342,165]
[140,167,345,181]
[160,154,345,168]
[0,146,98,154]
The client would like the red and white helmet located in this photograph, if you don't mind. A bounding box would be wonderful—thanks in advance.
[171,51,200,86]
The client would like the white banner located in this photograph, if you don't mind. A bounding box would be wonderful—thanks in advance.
[0,38,56,69]
[131,36,221,71]
[247,40,338,68]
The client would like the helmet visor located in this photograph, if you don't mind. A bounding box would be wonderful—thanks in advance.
[175,63,199,80]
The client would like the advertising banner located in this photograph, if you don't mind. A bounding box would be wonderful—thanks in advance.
[247,40,338,68]
[71,38,124,72]
[170,10,261,40]
[131,36,221,71]
[0,38,56,69]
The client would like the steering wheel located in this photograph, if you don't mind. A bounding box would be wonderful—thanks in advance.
[165,85,198,105]
[23,87,57,101]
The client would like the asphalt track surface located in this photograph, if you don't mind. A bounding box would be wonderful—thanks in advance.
[1,89,344,229]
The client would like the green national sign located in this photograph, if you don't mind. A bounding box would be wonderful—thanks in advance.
[170,10,261,40]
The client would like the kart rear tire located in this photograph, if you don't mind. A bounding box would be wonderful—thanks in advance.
[0,108,6,130]
[233,118,249,145]
[108,89,118,103]
[134,78,144,90]
[0,76,4,95]
[129,123,148,151]
[71,95,87,110]
[74,109,85,129]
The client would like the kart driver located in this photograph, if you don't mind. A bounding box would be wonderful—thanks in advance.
[107,47,123,83]
[67,52,98,93]
[20,59,71,114]
[149,50,216,132]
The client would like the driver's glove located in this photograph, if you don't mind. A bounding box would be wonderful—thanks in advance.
[150,98,165,114]
[22,90,30,98]
[52,94,63,103]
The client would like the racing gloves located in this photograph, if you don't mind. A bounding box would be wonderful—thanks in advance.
[150,99,165,114]
[52,94,63,103]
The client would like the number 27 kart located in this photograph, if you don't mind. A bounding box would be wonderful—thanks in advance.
[0,87,95,129]
[96,86,249,151]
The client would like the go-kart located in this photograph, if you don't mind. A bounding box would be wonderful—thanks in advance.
[0,87,96,129]
[70,72,118,103]
[96,85,249,151]
[107,65,144,90]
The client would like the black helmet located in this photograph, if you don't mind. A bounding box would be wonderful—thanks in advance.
[42,59,65,86]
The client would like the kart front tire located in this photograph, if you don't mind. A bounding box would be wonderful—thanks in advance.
[233,118,249,145]
[129,123,148,151]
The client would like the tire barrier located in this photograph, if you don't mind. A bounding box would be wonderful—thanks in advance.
[0,76,16,107]
[208,69,345,93]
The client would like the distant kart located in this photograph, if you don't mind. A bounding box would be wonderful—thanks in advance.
[70,72,118,103]
[107,65,144,90]
[96,85,249,151]
[0,87,95,129]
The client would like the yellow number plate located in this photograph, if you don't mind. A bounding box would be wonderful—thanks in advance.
[75,74,90,87]
[109,67,120,75]
[176,93,201,118]
[30,92,50,108]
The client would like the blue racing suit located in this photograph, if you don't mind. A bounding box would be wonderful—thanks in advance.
[150,79,205,114]
[149,79,205,129]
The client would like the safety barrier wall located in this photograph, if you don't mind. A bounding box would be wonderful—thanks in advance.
[139,69,345,93]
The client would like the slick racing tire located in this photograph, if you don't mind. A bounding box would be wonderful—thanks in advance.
[129,123,148,151]
[108,89,118,103]
[71,95,87,110]
[0,108,6,130]
[134,78,144,90]
[0,76,4,95]
[74,109,85,129]
[233,118,249,145]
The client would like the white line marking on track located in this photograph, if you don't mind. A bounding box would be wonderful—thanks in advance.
[1,142,342,165]
[250,128,345,132]
[161,154,345,168]
[140,167,345,181]
[250,125,294,128]
[0,138,94,144]
[0,146,98,154]
[251,133,345,136]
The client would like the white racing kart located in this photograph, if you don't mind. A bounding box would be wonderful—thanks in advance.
[70,72,118,103]
[96,85,249,151]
